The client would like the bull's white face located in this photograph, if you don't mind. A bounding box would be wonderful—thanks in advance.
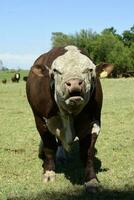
[51,46,96,115]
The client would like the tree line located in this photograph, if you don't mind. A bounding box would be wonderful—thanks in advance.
[51,26,134,77]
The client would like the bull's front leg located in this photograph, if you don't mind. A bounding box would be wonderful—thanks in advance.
[34,114,57,183]
[40,142,56,183]
[79,123,100,192]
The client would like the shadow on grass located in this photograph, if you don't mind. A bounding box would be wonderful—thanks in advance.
[7,189,134,200]
[7,142,134,200]
[56,141,107,185]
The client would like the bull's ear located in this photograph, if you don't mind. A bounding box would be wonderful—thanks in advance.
[96,63,114,78]
[31,64,50,77]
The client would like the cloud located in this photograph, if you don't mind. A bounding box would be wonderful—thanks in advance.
[0,53,37,69]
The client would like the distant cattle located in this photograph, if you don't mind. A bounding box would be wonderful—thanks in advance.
[26,46,113,192]
[2,79,7,84]
[23,76,28,82]
[11,73,20,82]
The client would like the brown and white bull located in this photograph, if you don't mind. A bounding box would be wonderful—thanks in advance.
[26,46,113,192]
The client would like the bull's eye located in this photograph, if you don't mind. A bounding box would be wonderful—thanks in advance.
[53,68,62,75]
[82,68,93,74]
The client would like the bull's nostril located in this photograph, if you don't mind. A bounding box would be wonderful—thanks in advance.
[79,81,83,85]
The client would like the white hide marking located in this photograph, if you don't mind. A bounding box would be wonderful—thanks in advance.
[43,170,56,183]
[51,45,96,82]
[65,45,80,51]
[74,136,79,141]
[91,123,100,135]
[45,114,74,152]
[62,115,75,145]
[51,45,96,116]
[16,74,19,79]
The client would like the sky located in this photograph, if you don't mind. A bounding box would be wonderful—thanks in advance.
[0,0,134,69]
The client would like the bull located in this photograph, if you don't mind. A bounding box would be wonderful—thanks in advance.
[26,45,113,192]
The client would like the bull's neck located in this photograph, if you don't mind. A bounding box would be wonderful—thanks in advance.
[62,114,75,145]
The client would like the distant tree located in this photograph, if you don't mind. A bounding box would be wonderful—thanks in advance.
[107,42,133,76]
[0,60,9,71]
[122,25,134,47]
[73,29,98,57]
[102,27,117,35]
[0,60,3,70]
[102,27,122,41]
[51,29,97,58]
[51,32,74,47]
[92,31,118,64]
[2,67,9,71]
[129,42,134,66]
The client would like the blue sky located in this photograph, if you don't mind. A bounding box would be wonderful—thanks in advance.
[0,0,134,69]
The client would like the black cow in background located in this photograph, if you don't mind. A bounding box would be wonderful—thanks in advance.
[23,76,28,82]
[2,79,7,84]
[11,73,20,82]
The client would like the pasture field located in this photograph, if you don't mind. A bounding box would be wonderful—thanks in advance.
[0,70,29,82]
[0,78,134,200]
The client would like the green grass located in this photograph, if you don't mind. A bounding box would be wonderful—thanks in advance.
[0,78,134,200]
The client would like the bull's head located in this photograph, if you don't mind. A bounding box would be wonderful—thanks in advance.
[49,46,95,114]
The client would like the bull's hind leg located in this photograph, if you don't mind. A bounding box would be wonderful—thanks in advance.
[34,114,58,182]
[79,133,100,192]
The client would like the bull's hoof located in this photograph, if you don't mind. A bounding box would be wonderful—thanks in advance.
[43,170,56,183]
[84,178,101,193]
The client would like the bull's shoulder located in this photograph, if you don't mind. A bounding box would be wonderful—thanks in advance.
[26,66,58,119]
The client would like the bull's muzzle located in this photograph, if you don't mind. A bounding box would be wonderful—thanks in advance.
[65,78,84,93]
[65,79,85,105]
